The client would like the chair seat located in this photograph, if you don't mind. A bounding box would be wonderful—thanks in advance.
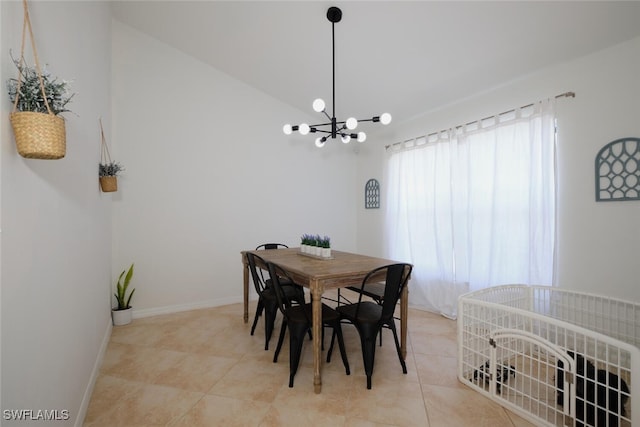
[336,301,382,324]
[346,282,385,302]
[263,284,304,302]
[266,277,298,289]
[285,303,340,324]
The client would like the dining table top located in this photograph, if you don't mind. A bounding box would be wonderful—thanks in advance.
[241,247,402,287]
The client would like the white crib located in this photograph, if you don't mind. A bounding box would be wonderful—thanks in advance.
[458,285,638,426]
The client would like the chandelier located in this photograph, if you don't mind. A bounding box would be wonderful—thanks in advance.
[283,6,392,148]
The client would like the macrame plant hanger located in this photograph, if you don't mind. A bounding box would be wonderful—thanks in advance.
[10,0,66,159]
[99,118,118,192]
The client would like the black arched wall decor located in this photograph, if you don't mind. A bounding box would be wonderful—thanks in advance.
[365,179,380,209]
[595,137,640,201]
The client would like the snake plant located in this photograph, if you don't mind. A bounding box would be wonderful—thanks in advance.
[114,263,135,310]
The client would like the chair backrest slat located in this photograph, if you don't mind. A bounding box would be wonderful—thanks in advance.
[266,262,297,315]
[358,263,412,321]
[256,243,289,250]
[246,252,268,294]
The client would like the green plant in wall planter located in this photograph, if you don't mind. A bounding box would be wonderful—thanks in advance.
[112,263,135,326]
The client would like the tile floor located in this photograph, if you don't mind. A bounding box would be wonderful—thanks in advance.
[84,293,536,426]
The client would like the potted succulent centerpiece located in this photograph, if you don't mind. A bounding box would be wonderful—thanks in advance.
[300,234,332,258]
[320,236,331,258]
[112,263,135,326]
[6,55,74,159]
[302,234,317,254]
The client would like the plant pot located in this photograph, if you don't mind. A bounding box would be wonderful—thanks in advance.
[112,307,132,326]
[100,176,118,192]
[10,111,66,159]
[322,248,331,258]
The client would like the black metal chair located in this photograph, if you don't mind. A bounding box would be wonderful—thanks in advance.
[255,243,299,288]
[338,281,387,346]
[246,252,304,350]
[332,263,412,389]
[267,261,350,387]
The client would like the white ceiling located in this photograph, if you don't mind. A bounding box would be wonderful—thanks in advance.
[112,1,640,123]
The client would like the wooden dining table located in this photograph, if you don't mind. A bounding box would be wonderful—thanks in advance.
[240,247,410,393]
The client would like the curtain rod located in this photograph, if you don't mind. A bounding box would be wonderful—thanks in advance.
[385,91,575,150]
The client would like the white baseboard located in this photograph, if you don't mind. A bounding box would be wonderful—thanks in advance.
[75,318,113,427]
[132,295,249,319]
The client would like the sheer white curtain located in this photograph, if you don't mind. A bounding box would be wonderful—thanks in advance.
[384,100,556,319]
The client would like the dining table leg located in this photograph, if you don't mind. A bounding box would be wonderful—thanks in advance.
[242,258,249,323]
[400,282,408,359]
[310,280,323,393]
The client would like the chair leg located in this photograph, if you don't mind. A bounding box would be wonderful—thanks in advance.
[387,320,407,374]
[273,320,287,363]
[250,298,264,336]
[326,329,336,362]
[264,305,277,350]
[359,330,378,390]
[288,322,308,388]
[334,324,350,375]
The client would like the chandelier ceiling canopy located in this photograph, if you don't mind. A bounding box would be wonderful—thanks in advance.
[283,6,391,148]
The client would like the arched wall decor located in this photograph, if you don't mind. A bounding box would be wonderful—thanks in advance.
[365,179,380,209]
[595,137,640,201]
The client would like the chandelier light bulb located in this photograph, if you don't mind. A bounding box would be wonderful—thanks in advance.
[346,117,358,130]
[312,98,326,113]
[315,137,326,148]
[283,124,293,135]
[357,132,367,142]
[341,134,351,144]
[380,113,392,125]
[299,123,310,135]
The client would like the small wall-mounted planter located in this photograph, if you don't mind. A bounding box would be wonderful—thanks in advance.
[99,176,118,192]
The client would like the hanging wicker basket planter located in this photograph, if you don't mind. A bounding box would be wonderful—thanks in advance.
[8,0,71,160]
[98,118,123,192]
[99,176,118,193]
[10,111,66,159]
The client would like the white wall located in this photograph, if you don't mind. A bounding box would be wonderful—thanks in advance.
[1,1,112,425]
[111,21,359,315]
[356,36,640,303]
